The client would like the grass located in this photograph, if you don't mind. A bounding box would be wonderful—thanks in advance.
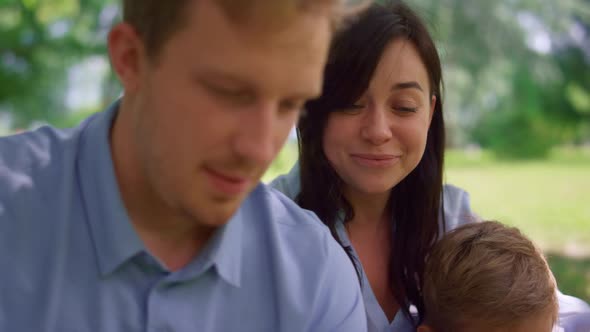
[445,149,590,255]
[264,143,590,302]
[445,147,590,302]
[546,253,590,303]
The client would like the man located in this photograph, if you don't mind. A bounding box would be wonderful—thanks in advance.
[0,1,367,331]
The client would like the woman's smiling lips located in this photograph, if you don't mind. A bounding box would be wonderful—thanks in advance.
[350,153,401,168]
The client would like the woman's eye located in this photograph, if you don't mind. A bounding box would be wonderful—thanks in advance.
[392,106,418,113]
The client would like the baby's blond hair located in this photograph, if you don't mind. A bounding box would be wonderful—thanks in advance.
[423,221,558,331]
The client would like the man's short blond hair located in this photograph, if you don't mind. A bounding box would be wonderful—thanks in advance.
[122,0,342,58]
[423,221,558,331]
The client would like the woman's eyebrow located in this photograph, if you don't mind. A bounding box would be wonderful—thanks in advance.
[391,81,424,92]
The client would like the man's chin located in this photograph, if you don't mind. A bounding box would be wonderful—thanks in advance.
[197,201,242,228]
[189,184,259,227]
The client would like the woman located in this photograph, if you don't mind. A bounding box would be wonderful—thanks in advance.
[271,1,590,331]
[273,1,458,329]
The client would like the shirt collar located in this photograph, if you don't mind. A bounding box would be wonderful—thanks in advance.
[334,213,351,247]
[77,100,144,277]
[198,205,244,288]
[77,99,245,285]
[171,186,248,288]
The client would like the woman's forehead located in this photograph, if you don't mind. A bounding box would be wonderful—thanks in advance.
[369,39,431,93]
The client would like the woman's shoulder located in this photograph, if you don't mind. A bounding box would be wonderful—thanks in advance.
[441,184,481,233]
[270,167,480,233]
[269,162,301,200]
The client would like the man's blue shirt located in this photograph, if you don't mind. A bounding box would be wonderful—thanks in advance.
[0,103,366,332]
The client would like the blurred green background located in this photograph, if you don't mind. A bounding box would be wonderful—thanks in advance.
[1,0,589,301]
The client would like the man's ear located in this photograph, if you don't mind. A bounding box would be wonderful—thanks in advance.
[107,22,147,94]
[418,324,435,332]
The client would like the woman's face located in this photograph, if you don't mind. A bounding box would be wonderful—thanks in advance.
[322,38,435,197]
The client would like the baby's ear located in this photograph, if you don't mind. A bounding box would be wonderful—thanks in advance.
[417,324,434,332]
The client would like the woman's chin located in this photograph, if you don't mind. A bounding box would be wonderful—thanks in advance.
[355,184,396,196]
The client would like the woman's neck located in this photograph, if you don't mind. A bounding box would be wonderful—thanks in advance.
[342,188,398,321]
[343,188,391,235]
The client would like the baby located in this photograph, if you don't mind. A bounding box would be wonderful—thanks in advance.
[419,221,558,332]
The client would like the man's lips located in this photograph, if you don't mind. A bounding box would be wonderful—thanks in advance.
[204,167,252,196]
[350,153,401,168]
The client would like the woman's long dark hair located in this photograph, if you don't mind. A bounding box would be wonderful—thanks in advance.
[296,1,445,325]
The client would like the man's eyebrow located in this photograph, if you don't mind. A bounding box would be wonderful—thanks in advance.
[196,70,252,86]
[197,70,320,100]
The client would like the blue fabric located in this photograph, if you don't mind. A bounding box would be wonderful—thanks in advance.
[0,103,367,332]
[271,163,590,332]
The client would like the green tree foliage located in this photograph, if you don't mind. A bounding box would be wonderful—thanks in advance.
[2,0,590,159]
[0,0,116,128]
[472,36,590,158]
[398,0,590,158]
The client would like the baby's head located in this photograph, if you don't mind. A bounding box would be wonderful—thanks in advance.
[419,221,558,332]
